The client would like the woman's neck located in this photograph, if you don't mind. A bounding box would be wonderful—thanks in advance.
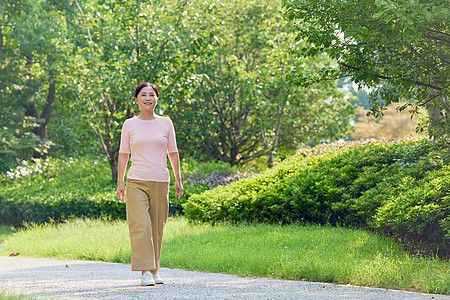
[138,111,157,120]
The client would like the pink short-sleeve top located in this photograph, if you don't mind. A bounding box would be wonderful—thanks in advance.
[119,116,178,182]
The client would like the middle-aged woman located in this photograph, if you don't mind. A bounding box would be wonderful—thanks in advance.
[116,82,183,286]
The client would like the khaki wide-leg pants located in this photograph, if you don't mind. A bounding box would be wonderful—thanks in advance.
[126,179,170,271]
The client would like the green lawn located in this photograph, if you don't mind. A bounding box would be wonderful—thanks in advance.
[0,226,15,244]
[0,291,33,300]
[1,217,449,295]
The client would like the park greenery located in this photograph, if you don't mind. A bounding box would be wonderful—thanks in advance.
[1,218,449,294]
[282,0,449,141]
[0,0,358,178]
[1,137,449,259]
[185,138,450,257]
[0,155,224,226]
[0,291,30,300]
[1,0,449,295]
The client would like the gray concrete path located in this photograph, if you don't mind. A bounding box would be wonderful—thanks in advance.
[0,256,448,300]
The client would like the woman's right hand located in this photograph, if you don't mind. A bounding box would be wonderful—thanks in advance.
[117,182,125,202]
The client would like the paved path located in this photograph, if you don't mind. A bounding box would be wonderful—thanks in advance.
[0,256,448,300]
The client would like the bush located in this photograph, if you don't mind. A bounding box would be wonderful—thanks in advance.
[0,196,126,227]
[169,158,252,207]
[184,138,450,257]
[373,165,450,256]
[169,183,210,207]
[0,157,124,226]
[0,156,244,226]
[179,157,245,178]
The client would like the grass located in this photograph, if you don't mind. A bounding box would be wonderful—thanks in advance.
[0,219,129,263]
[0,226,15,244]
[0,291,34,300]
[1,217,449,295]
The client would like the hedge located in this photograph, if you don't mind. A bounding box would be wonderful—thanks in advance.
[0,157,124,226]
[0,196,126,227]
[0,156,225,226]
[184,139,450,257]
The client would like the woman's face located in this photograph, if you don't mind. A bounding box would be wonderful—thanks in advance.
[135,86,158,112]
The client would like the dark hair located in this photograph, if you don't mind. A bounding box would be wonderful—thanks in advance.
[134,82,159,99]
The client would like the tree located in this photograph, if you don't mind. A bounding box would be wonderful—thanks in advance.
[0,113,51,172]
[69,0,218,181]
[282,0,449,141]
[172,0,355,167]
[0,0,73,168]
[0,0,72,141]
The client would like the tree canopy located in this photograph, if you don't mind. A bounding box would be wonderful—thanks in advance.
[1,0,358,177]
[171,0,354,167]
[67,0,220,181]
[282,0,449,141]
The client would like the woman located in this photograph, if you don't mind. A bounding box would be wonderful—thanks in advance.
[116,82,183,286]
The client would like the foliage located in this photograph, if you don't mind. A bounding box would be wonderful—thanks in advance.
[169,183,210,208]
[180,157,246,178]
[46,108,104,159]
[0,195,125,227]
[0,156,241,225]
[373,164,450,256]
[0,113,52,173]
[172,0,355,167]
[0,0,72,162]
[168,158,254,207]
[0,157,124,226]
[67,0,220,181]
[184,138,450,257]
[282,0,450,142]
[1,0,359,171]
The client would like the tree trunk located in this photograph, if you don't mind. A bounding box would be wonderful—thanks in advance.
[268,153,274,168]
[31,79,56,139]
[426,103,441,138]
[425,91,449,141]
[0,26,3,49]
[108,150,119,183]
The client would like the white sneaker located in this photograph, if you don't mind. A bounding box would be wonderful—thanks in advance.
[141,272,155,286]
[151,271,164,284]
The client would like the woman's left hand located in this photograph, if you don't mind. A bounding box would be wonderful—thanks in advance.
[175,180,184,200]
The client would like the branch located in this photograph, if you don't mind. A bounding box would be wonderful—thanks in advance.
[148,39,168,82]
[424,32,450,44]
[74,0,94,45]
[418,92,443,106]
[238,149,267,165]
[339,62,442,91]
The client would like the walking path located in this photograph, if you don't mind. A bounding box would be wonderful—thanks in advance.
[1,256,448,300]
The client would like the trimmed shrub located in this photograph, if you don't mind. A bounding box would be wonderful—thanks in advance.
[373,165,450,256]
[0,156,242,226]
[0,196,126,227]
[184,139,450,256]
[0,157,124,226]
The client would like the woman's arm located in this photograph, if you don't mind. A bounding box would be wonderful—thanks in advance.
[168,151,184,200]
[116,153,129,202]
